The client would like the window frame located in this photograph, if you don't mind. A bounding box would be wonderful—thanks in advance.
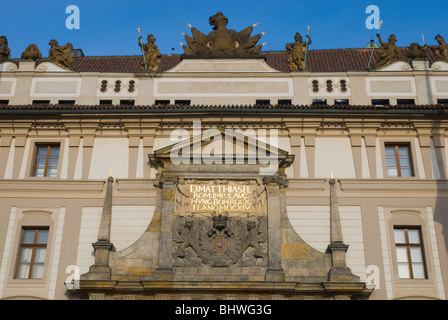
[384,143,415,178]
[393,226,428,280]
[31,143,61,178]
[14,227,50,280]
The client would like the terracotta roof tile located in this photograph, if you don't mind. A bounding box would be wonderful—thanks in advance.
[1,103,448,115]
[9,48,439,73]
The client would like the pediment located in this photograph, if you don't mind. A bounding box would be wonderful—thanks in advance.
[150,126,293,168]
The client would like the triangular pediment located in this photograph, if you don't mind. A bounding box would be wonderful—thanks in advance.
[150,126,293,168]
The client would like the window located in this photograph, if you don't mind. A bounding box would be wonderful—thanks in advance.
[372,99,390,106]
[120,99,135,106]
[437,99,448,105]
[394,227,427,279]
[385,143,414,177]
[32,100,50,105]
[58,100,75,105]
[155,100,170,106]
[277,99,292,106]
[174,100,191,106]
[397,99,415,105]
[99,100,113,105]
[312,99,327,105]
[32,144,60,177]
[0,100,9,105]
[334,99,349,105]
[15,227,49,279]
[255,99,270,106]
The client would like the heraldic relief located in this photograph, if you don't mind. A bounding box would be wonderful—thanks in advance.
[173,178,268,267]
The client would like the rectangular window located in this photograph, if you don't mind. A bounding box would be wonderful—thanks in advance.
[155,100,170,106]
[372,99,390,106]
[174,100,191,106]
[397,99,415,105]
[334,99,349,105]
[277,99,292,106]
[32,144,60,177]
[255,99,270,106]
[58,100,75,105]
[99,100,113,105]
[15,227,49,279]
[385,143,414,177]
[312,99,327,105]
[394,227,427,279]
[120,99,135,106]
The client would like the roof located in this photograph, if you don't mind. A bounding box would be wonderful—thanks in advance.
[1,103,447,116]
[11,47,439,73]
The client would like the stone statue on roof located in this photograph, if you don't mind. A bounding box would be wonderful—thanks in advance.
[286,32,312,71]
[425,34,448,61]
[182,12,264,56]
[138,33,162,71]
[406,43,427,60]
[0,36,11,63]
[370,34,401,70]
[48,39,74,70]
[21,44,42,61]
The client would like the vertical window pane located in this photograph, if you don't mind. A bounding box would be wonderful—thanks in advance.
[47,168,58,177]
[22,230,36,244]
[34,248,46,263]
[394,229,406,243]
[397,263,411,279]
[32,264,45,279]
[37,230,49,244]
[37,147,48,156]
[412,263,426,279]
[400,168,412,177]
[385,147,395,156]
[16,264,30,279]
[396,247,408,263]
[387,168,398,177]
[50,148,60,156]
[408,229,421,244]
[398,147,409,156]
[19,248,33,262]
[410,247,423,263]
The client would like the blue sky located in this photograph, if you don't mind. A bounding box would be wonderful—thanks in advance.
[1,0,447,57]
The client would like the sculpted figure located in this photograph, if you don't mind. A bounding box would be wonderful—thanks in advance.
[182,12,263,56]
[0,36,11,63]
[48,39,73,70]
[371,34,401,70]
[21,44,42,61]
[286,32,312,71]
[425,34,448,61]
[138,33,162,71]
[406,43,427,60]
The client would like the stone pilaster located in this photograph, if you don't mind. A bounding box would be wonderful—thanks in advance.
[264,176,286,282]
[155,175,178,279]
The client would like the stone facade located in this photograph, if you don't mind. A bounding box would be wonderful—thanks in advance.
[0,40,447,300]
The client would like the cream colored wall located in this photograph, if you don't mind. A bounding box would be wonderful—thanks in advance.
[2,60,448,106]
[76,206,155,275]
[287,205,367,282]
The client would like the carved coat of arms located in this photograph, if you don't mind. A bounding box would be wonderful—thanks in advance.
[172,179,268,267]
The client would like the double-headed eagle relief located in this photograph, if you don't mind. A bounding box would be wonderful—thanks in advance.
[181,12,264,56]
[172,179,268,267]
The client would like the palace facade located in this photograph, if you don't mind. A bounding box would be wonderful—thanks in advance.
[0,13,448,300]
